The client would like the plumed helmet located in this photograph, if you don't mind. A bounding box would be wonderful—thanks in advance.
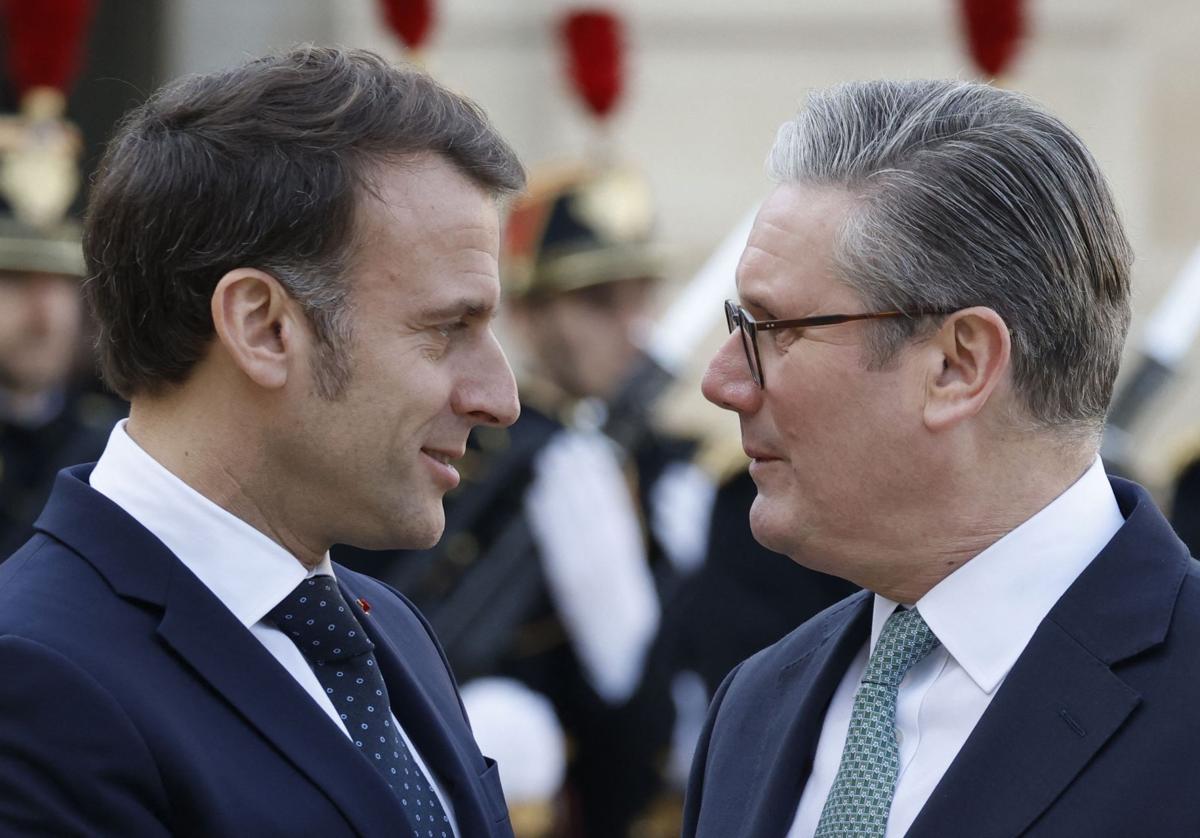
[503,162,662,299]
[0,91,85,278]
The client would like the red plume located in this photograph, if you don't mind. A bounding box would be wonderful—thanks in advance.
[561,9,624,121]
[1,0,96,95]
[378,0,436,52]
[959,0,1026,77]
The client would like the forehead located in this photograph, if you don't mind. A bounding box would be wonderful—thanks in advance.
[350,156,501,305]
[0,269,77,285]
[736,183,859,313]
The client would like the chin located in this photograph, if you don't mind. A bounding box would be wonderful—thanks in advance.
[404,524,444,551]
[343,507,445,552]
[747,494,794,557]
[396,505,446,551]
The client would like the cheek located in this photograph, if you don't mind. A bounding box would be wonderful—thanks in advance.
[768,383,877,492]
[0,298,29,335]
[766,385,822,452]
[394,362,461,426]
[562,303,632,357]
[53,297,84,333]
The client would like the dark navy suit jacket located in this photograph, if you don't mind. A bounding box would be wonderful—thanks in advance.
[684,478,1200,837]
[0,465,513,837]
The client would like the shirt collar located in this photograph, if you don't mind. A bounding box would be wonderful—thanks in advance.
[89,419,333,628]
[869,457,1124,694]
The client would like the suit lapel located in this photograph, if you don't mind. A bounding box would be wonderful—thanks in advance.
[745,592,873,836]
[907,620,1139,837]
[156,571,408,837]
[910,478,1189,837]
[338,576,499,835]
[36,467,408,837]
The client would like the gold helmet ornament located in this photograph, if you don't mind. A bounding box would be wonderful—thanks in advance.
[0,91,85,278]
[503,163,663,300]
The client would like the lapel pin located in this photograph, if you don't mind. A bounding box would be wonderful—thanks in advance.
[357,597,371,615]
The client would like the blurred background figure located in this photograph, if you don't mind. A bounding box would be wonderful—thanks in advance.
[0,185,120,559]
[461,677,568,838]
[0,0,123,558]
[1170,439,1200,555]
[337,162,856,837]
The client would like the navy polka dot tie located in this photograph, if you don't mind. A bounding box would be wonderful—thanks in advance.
[269,576,452,837]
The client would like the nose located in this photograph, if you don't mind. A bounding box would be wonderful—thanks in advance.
[20,275,80,336]
[456,329,521,427]
[701,331,762,414]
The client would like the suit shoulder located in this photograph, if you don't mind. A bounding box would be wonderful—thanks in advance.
[1180,553,1200,587]
[0,633,171,832]
[725,589,869,689]
[1168,557,1200,636]
[333,565,452,664]
[0,535,117,634]
[333,563,471,718]
[334,565,422,616]
[333,566,433,632]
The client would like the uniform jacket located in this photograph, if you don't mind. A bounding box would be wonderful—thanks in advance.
[683,478,1200,837]
[0,465,512,837]
[0,388,123,558]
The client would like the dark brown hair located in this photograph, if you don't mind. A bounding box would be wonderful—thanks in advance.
[84,45,525,399]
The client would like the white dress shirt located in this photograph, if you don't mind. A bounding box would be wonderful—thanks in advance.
[90,420,457,834]
[788,458,1124,837]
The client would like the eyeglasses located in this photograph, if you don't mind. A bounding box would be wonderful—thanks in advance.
[724,299,954,388]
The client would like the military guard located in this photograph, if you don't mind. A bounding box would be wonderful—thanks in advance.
[1168,444,1200,555]
[0,76,123,558]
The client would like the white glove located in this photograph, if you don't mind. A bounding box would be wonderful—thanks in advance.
[524,428,660,704]
[649,460,717,575]
[667,670,711,790]
[460,678,565,804]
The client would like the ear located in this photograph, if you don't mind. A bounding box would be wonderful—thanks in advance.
[210,269,302,390]
[922,306,1011,432]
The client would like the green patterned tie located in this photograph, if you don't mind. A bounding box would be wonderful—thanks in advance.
[814,607,941,837]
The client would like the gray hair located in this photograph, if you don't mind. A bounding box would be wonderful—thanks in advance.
[767,79,1132,433]
[268,259,356,401]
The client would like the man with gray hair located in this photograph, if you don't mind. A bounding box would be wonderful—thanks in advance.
[684,79,1200,837]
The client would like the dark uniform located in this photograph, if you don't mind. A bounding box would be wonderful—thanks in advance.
[0,389,121,558]
[0,19,125,561]
[1170,451,1200,557]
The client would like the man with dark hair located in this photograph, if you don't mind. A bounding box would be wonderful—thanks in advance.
[0,46,523,836]
[684,79,1200,837]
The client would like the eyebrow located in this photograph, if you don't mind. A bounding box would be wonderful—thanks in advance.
[737,293,777,320]
[418,298,496,322]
